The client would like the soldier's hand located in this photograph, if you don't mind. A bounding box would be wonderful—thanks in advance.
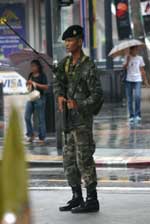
[67,99,78,110]
[58,96,66,112]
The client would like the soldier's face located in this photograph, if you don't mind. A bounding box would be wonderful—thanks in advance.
[65,37,82,53]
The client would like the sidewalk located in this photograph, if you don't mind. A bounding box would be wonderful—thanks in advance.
[26,102,150,168]
[31,189,150,224]
[2,95,150,168]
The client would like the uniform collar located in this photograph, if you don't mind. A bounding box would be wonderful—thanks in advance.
[70,50,85,65]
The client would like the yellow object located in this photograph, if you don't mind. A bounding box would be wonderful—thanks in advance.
[93,0,97,49]
[1,106,29,220]
[0,17,7,25]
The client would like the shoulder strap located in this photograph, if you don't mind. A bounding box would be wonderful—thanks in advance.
[80,55,88,65]
[65,57,71,74]
[65,55,88,75]
[71,55,88,99]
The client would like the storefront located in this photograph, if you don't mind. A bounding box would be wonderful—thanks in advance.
[52,0,118,61]
[0,0,118,62]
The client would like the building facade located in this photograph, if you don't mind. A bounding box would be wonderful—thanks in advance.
[0,0,119,62]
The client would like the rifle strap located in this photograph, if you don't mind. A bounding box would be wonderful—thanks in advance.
[65,57,71,74]
[64,54,88,99]
[65,55,88,75]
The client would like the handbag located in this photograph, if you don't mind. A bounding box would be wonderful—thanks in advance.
[28,89,40,101]
[28,81,40,102]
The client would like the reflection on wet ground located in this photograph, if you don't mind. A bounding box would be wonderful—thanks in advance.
[2,95,150,158]
[95,104,150,149]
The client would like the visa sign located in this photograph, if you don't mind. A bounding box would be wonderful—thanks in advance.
[3,79,23,88]
[0,71,27,94]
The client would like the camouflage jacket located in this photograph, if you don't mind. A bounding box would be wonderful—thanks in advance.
[54,51,103,129]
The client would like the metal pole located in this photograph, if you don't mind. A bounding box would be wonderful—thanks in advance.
[88,0,94,59]
[45,0,63,151]
[45,0,56,134]
[104,0,113,69]
[45,0,53,58]
[45,0,55,135]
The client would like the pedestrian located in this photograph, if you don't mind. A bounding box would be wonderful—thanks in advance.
[123,46,150,122]
[25,60,48,144]
[54,25,103,213]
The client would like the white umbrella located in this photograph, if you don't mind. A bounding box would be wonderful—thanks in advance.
[109,39,145,58]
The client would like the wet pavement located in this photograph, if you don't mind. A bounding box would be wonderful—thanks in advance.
[31,189,150,224]
[94,102,150,151]
[2,95,150,188]
[4,94,150,192]
[1,94,150,164]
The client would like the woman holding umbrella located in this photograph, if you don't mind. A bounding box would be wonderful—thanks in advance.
[109,39,150,123]
[123,46,150,122]
[25,60,48,144]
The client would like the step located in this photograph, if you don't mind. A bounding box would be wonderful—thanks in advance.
[28,167,150,188]
[27,155,150,169]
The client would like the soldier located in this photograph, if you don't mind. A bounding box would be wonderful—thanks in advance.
[54,25,103,213]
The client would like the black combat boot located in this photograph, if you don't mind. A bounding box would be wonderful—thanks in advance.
[71,188,99,213]
[59,185,84,212]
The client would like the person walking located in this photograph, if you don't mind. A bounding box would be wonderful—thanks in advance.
[54,25,103,213]
[124,46,150,122]
[25,60,48,144]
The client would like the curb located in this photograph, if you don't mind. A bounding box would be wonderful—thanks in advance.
[2,153,150,169]
[28,159,150,169]
[29,160,63,168]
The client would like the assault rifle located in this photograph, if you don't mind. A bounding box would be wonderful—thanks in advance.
[63,70,82,145]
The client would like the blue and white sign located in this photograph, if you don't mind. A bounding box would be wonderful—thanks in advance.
[0,3,26,58]
[0,71,27,94]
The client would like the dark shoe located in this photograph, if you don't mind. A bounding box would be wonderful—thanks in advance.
[59,185,83,212]
[37,139,45,146]
[26,135,35,143]
[59,197,84,212]
[72,187,100,213]
[71,198,99,213]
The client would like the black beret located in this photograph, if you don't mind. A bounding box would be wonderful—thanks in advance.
[62,25,84,40]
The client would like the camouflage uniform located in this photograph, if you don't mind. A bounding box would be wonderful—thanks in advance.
[54,51,103,189]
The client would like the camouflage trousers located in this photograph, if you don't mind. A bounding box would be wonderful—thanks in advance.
[63,127,97,188]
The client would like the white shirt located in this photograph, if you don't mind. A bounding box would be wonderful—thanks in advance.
[125,55,145,82]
